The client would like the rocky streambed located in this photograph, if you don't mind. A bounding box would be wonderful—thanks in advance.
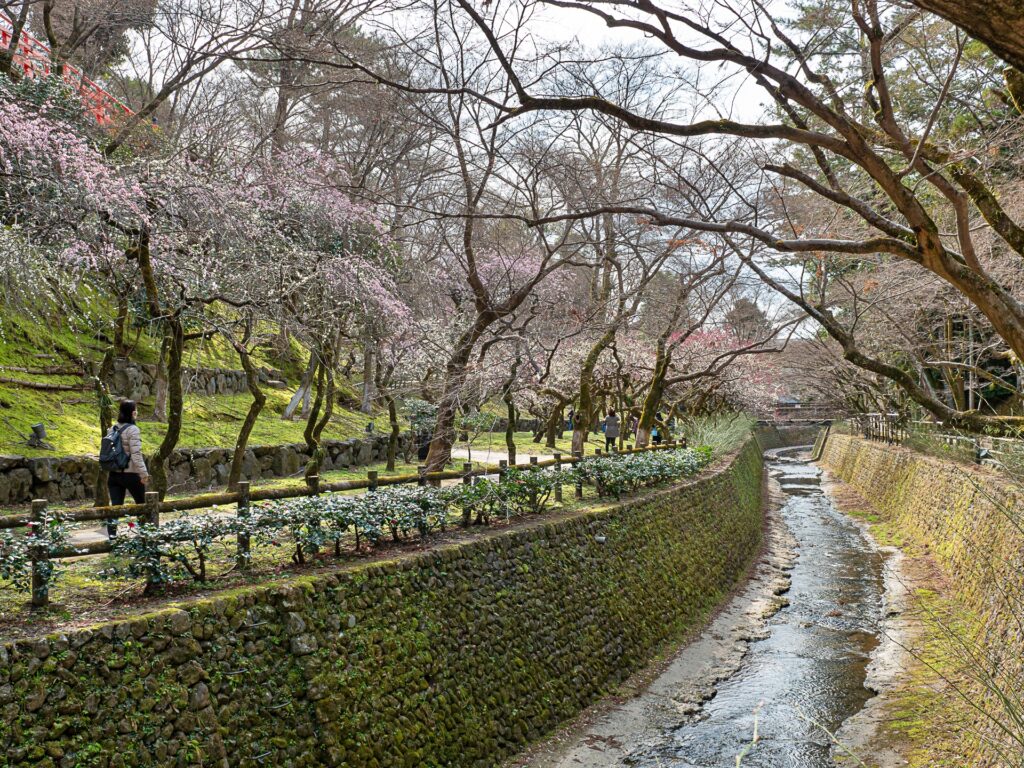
[515,446,891,768]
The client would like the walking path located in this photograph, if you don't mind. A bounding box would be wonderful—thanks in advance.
[449,447,555,464]
[68,449,552,550]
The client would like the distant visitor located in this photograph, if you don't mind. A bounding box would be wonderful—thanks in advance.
[99,400,149,539]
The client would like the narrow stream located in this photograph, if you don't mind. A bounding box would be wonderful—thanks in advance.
[630,447,885,767]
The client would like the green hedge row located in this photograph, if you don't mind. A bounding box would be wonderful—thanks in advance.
[0,447,714,594]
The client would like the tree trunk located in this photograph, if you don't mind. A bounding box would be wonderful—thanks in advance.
[425,326,483,473]
[152,335,168,422]
[635,342,671,448]
[283,351,316,420]
[544,405,561,449]
[114,295,128,356]
[304,361,326,453]
[504,397,517,465]
[227,341,267,490]
[573,328,618,454]
[93,349,116,506]
[0,2,30,77]
[424,379,462,471]
[361,344,375,415]
[132,227,182,499]
[150,318,183,498]
[305,356,335,479]
[386,394,399,472]
[909,0,1024,73]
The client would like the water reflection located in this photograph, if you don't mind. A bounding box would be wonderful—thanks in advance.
[630,448,884,767]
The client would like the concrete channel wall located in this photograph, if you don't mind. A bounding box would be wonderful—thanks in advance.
[753,423,825,451]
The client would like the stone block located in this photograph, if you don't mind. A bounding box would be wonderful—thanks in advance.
[192,457,213,486]
[272,448,301,477]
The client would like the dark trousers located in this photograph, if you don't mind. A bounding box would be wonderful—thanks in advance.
[605,434,617,451]
[106,472,146,537]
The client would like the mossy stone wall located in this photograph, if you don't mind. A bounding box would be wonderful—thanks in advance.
[1,440,763,768]
[0,433,412,506]
[753,424,823,451]
[821,433,1024,764]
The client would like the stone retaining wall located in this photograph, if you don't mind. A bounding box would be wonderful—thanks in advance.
[0,439,764,768]
[106,358,285,401]
[820,433,1024,765]
[753,423,825,450]
[0,433,414,506]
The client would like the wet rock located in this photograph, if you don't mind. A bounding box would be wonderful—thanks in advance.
[24,688,47,712]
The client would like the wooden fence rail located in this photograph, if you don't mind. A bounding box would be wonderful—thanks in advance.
[838,415,1024,470]
[7,441,687,606]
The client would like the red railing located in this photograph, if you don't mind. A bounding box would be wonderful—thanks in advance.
[0,15,133,125]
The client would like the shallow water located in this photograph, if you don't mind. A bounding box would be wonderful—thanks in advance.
[627,448,884,767]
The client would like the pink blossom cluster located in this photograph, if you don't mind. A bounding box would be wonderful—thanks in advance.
[0,97,143,218]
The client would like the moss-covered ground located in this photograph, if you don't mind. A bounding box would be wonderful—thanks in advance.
[1,378,398,459]
[0,308,403,457]
[453,431,607,459]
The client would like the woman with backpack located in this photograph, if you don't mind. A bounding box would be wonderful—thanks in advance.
[603,408,620,451]
[103,400,149,539]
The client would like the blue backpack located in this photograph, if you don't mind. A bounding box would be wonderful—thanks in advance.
[99,425,131,472]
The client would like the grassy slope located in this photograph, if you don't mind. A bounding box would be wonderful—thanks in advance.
[0,308,741,461]
[0,310,395,457]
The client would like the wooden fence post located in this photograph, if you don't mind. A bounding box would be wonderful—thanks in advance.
[367,470,379,492]
[572,451,583,500]
[462,462,473,487]
[417,465,427,487]
[498,459,508,482]
[236,481,251,570]
[29,499,48,609]
[528,456,538,510]
[553,453,563,503]
[595,448,603,457]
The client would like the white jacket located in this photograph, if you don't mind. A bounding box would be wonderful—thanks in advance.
[117,423,149,481]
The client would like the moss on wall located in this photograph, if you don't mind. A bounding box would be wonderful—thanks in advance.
[753,424,823,451]
[821,434,1024,766]
[0,441,764,768]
